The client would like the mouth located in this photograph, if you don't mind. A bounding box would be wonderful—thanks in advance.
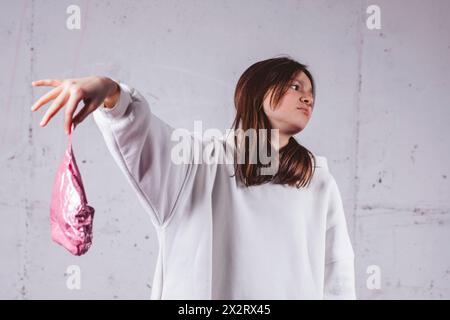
[296,107,310,117]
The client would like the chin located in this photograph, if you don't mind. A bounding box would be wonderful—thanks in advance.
[285,126,306,136]
[292,122,308,133]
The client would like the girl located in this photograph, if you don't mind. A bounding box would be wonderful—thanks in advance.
[31,56,356,300]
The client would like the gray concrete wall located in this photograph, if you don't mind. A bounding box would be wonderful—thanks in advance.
[1,0,449,299]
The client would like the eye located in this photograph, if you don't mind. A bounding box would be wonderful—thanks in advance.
[291,83,302,91]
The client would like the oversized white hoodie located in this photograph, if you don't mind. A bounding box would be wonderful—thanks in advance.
[92,81,356,300]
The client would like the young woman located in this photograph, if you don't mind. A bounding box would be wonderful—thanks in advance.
[31,56,356,300]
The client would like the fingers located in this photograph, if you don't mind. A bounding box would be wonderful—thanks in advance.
[64,92,85,134]
[40,86,70,127]
[31,86,62,112]
[72,99,97,129]
[31,79,63,87]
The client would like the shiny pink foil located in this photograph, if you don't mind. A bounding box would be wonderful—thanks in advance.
[50,124,94,256]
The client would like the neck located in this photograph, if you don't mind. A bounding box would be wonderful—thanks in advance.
[272,132,290,151]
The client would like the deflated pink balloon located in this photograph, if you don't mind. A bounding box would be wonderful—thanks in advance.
[50,124,94,256]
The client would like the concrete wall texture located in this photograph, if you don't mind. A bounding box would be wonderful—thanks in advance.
[1,0,449,299]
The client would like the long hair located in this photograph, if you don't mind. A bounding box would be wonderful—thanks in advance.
[229,55,317,188]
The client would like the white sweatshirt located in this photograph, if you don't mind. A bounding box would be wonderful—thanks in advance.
[92,81,356,300]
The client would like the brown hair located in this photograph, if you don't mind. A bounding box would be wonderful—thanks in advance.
[229,55,317,188]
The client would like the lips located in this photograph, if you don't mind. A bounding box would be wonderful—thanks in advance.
[297,106,311,117]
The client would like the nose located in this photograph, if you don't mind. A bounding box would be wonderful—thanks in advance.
[300,95,313,106]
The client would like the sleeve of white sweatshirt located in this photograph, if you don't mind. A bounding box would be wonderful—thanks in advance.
[92,81,193,228]
[323,175,356,300]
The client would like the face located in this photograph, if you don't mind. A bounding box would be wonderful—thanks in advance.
[262,71,314,145]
